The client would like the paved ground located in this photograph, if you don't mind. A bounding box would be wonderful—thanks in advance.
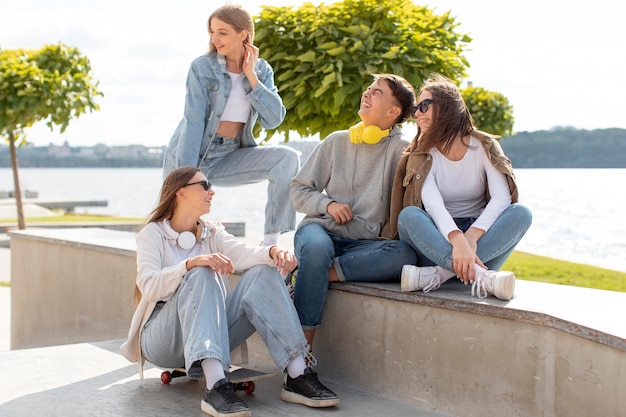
[0,236,452,417]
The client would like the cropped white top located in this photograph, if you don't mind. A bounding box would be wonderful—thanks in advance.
[221,71,251,123]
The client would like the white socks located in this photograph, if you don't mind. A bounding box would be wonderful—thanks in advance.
[203,354,308,388]
[201,358,226,390]
[286,353,308,378]
[262,233,280,246]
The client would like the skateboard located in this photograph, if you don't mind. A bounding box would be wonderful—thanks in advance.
[160,365,275,394]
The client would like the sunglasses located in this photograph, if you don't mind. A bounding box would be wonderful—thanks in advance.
[414,98,433,114]
[182,180,211,191]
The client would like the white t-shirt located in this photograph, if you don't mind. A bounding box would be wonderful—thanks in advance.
[422,135,512,241]
[221,71,251,123]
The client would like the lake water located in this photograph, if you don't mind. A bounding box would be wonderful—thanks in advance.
[1,167,625,273]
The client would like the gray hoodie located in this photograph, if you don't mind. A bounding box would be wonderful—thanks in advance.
[290,125,408,240]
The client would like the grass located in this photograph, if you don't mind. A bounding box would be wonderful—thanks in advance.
[1,214,625,293]
[503,251,626,293]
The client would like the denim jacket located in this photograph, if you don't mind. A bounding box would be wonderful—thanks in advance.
[382,129,519,239]
[164,52,286,170]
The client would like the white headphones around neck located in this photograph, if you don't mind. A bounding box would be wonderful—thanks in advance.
[177,224,208,249]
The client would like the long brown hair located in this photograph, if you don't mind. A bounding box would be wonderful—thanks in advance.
[208,4,254,53]
[146,166,200,224]
[416,73,475,154]
[133,166,201,306]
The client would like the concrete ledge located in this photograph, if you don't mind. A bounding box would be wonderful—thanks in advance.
[313,280,626,417]
[325,280,626,351]
[8,227,626,416]
[0,220,245,236]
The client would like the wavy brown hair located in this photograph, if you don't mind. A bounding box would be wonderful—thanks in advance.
[208,4,254,53]
[415,73,475,154]
[133,166,201,306]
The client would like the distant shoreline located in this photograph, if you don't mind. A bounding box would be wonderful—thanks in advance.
[2,127,626,168]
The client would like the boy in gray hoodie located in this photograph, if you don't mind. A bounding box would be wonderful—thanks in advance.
[290,73,418,354]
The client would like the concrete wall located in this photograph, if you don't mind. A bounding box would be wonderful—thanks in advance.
[10,228,136,349]
[313,286,626,417]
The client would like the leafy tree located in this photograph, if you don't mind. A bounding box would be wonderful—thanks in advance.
[462,85,514,137]
[0,43,103,229]
[254,0,471,140]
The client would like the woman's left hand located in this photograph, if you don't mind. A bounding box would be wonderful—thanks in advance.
[242,43,259,88]
[269,246,298,275]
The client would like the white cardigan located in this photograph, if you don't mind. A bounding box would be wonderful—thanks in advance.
[120,218,275,377]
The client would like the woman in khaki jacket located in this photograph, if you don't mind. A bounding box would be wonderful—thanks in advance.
[385,74,532,301]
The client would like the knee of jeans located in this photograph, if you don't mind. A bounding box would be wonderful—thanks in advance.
[271,146,300,176]
[517,204,533,226]
[183,267,220,289]
[282,146,301,173]
[244,264,279,282]
[296,231,333,259]
[398,206,425,225]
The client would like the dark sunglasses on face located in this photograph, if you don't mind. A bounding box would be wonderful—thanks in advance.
[182,180,211,191]
[414,98,433,114]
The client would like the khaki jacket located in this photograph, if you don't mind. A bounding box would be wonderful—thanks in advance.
[382,130,518,239]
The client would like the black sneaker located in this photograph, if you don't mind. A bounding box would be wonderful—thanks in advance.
[281,367,340,408]
[201,378,251,417]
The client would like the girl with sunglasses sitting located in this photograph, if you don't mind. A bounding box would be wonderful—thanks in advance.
[120,166,338,417]
[384,73,532,301]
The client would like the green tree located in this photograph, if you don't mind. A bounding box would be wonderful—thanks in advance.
[0,43,103,229]
[462,85,514,137]
[255,0,471,140]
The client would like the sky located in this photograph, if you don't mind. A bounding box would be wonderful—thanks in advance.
[2,0,625,147]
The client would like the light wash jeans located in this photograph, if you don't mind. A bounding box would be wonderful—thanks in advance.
[397,204,532,272]
[293,222,417,330]
[140,265,308,376]
[164,136,300,235]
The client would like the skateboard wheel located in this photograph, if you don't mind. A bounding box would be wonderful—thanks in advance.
[161,371,172,384]
[243,381,255,394]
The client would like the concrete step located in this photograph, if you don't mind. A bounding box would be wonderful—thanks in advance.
[0,339,452,417]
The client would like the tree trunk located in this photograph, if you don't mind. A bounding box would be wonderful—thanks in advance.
[8,131,26,230]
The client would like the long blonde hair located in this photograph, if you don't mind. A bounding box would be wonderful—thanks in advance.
[133,166,201,306]
[208,4,254,53]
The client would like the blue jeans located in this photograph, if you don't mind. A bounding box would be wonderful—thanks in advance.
[165,140,300,235]
[293,222,417,329]
[397,204,532,271]
[140,265,307,374]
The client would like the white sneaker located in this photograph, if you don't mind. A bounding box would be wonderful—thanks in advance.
[472,270,516,301]
[304,344,317,368]
[401,265,442,292]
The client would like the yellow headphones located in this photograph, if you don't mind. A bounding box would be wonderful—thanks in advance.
[349,122,391,144]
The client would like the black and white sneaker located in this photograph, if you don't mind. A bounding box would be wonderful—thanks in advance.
[201,378,251,417]
[281,367,339,408]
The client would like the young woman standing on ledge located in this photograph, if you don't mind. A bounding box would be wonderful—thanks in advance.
[385,73,532,301]
[120,167,338,417]
[162,4,299,247]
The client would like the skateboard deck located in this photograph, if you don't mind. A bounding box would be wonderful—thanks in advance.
[160,365,275,394]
